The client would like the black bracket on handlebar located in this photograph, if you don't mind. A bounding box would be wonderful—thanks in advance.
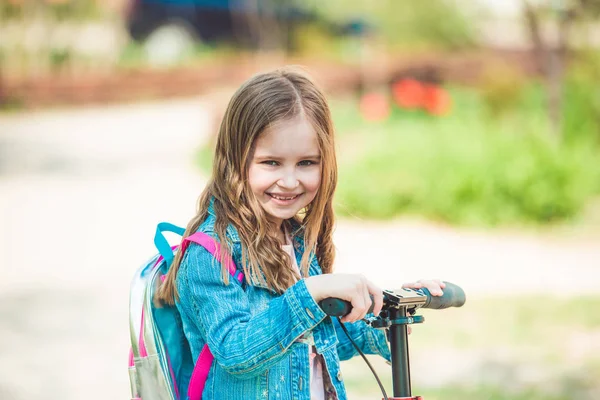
[364,288,428,330]
[369,314,425,329]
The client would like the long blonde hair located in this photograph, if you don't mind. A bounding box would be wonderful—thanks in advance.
[157,66,337,305]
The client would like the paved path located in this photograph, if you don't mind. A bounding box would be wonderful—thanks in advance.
[0,99,598,400]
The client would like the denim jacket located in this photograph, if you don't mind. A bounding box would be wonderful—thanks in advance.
[175,207,391,400]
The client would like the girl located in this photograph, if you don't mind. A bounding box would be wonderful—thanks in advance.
[157,67,444,399]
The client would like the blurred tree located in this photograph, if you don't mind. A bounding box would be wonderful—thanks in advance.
[522,0,600,139]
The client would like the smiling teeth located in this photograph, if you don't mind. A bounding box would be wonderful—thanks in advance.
[271,194,297,200]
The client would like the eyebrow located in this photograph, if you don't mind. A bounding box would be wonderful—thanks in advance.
[254,155,321,160]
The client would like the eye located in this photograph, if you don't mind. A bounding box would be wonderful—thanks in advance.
[261,160,279,166]
[298,160,319,166]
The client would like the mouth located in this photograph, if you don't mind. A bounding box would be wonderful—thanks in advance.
[267,193,302,201]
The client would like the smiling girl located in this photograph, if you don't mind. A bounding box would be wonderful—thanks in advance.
[156,67,443,399]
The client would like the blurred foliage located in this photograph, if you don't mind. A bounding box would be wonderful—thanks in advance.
[476,52,600,143]
[0,1,123,81]
[0,0,478,81]
[0,0,104,20]
[479,62,528,118]
[562,51,600,144]
[306,0,477,51]
[333,80,600,227]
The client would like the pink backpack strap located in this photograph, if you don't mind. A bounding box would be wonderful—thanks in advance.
[181,232,244,400]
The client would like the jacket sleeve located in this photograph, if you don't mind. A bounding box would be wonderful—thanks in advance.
[333,317,391,362]
[177,242,328,379]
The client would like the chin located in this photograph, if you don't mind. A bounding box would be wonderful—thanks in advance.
[271,210,299,220]
[264,206,299,220]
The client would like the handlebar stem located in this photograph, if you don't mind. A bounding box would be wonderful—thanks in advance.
[388,306,413,397]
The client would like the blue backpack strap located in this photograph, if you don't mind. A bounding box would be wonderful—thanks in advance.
[154,222,186,267]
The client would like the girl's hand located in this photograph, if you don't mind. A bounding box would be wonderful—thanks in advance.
[402,279,446,296]
[401,279,445,335]
[305,274,383,323]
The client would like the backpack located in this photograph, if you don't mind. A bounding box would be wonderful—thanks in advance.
[128,222,244,400]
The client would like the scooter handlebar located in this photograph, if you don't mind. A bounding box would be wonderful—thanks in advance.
[420,281,466,310]
[318,281,466,317]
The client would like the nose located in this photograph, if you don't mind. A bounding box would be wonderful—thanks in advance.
[277,168,299,189]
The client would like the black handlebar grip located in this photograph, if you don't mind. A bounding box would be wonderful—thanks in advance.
[318,298,351,317]
[319,296,375,317]
[421,281,466,310]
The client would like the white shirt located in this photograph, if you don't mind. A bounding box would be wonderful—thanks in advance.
[282,234,325,400]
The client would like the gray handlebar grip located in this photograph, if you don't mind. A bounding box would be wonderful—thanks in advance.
[421,281,466,309]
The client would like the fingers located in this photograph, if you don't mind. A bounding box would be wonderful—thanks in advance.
[363,287,371,316]
[403,279,445,296]
[365,280,383,317]
[402,281,422,289]
[341,275,382,323]
[340,275,365,323]
[419,279,444,296]
[343,288,366,323]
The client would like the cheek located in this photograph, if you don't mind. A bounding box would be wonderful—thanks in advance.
[302,170,322,194]
[248,166,275,193]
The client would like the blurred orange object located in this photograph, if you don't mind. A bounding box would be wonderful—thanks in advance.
[392,78,425,109]
[359,92,390,122]
[423,85,452,116]
[392,78,452,116]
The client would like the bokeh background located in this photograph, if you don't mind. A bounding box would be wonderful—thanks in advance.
[1,1,599,399]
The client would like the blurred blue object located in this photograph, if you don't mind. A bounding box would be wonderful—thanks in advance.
[125,0,369,57]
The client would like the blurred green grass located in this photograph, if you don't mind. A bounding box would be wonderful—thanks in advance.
[342,295,600,400]
[332,78,600,227]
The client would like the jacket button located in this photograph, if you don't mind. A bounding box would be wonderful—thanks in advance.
[306,308,315,320]
[298,376,303,391]
[337,370,343,381]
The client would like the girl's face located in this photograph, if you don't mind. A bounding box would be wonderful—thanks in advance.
[248,116,322,229]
